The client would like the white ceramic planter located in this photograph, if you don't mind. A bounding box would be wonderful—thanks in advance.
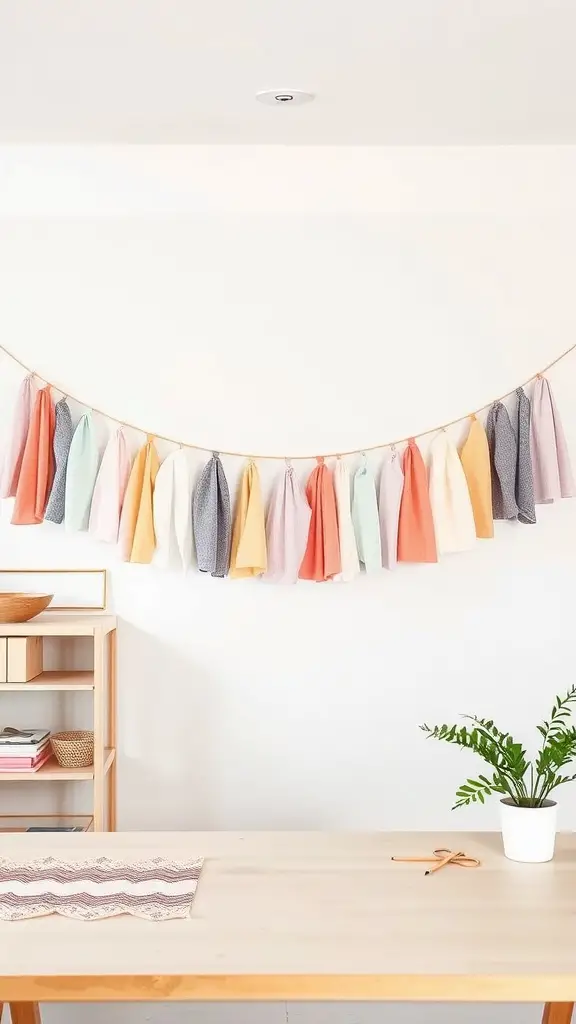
[499,798,557,862]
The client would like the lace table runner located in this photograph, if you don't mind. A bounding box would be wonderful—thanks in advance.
[0,855,204,921]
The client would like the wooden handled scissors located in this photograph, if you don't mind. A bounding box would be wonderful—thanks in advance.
[391,848,481,875]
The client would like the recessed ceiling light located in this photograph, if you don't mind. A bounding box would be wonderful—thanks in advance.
[256,91,314,107]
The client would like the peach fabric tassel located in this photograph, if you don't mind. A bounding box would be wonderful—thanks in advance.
[11,386,55,525]
[397,439,437,563]
[118,437,160,563]
[460,416,494,539]
[298,458,341,582]
[0,374,36,499]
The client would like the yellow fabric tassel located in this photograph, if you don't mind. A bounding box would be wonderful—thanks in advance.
[460,416,494,539]
[119,437,160,563]
[230,460,267,578]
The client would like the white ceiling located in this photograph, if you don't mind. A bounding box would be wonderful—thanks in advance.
[0,0,575,144]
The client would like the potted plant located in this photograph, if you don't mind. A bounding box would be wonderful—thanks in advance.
[420,686,576,862]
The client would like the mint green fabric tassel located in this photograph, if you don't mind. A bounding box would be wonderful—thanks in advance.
[352,457,382,574]
[64,413,99,531]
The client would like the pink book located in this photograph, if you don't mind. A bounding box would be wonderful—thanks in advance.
[0,749,52,771]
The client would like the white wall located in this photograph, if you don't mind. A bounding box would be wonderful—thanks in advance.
[0,147,575,1023]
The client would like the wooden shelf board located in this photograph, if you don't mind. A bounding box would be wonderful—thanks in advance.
[0,813,94,832]
[0,670,94,691]
[0,748,115,782]
[0,614,116,637]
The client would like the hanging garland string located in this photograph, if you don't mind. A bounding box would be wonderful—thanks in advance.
[1,340,575,461]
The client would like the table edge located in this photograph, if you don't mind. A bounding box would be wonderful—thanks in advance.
[2,975,576,1002]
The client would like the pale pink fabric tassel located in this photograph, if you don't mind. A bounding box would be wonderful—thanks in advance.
[0,375,35,499]
[378,448,403,569]
[264,464,311,584]
[88,427,131,543]
[530,377,575,503]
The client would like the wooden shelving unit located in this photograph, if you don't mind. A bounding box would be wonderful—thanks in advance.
[0,614,117,832]
[1,671,95,691]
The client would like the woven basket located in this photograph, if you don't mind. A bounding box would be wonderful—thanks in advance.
[51,730,94,768]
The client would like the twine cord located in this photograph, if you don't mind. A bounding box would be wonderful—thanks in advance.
[1,341,574,461]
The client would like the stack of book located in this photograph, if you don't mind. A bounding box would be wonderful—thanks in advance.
[0,728,52,772]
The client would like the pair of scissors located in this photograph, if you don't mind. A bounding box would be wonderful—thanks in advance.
[391,848,481,875]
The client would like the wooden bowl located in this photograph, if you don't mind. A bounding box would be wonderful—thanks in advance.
[0,593,54,623]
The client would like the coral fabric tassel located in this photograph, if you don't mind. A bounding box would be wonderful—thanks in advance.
[11,386,55,525]
[299,458,341,582]
[397,439,437,563]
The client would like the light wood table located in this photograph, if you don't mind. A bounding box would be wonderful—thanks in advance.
[0,831,575,1024]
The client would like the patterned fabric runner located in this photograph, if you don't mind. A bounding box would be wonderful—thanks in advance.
[0,855,204,921]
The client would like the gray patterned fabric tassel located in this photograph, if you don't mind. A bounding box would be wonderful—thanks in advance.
[45,399,73,524]
[192,454,231,577]
[486,401,518,520]
[515,387,536,525]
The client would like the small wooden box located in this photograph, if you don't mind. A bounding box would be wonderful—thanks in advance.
[0,639,6,683]
[6,636,43,683]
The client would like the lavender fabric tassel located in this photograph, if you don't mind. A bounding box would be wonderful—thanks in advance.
[0,375,35,499]
[530,376,575,503]
[264,464,311,584]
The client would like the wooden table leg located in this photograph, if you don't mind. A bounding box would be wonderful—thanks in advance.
[543,1004,574,1024]
[9,1003,41,1024]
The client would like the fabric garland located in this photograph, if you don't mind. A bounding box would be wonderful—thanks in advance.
[0,364,574,583]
